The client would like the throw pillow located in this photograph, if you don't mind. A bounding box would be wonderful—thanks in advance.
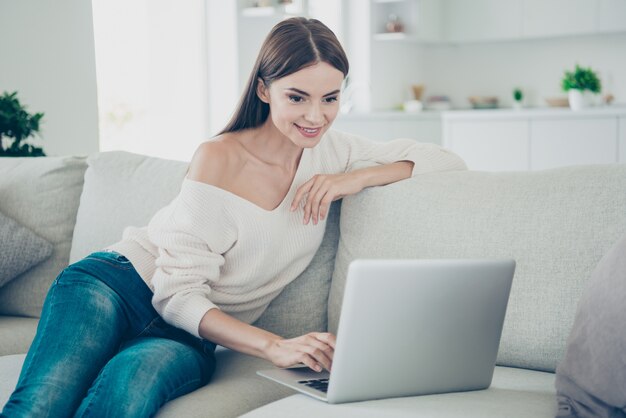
[555,232,626,418]
[0,211,54,288]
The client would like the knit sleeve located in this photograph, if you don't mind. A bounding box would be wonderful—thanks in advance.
[147,179,236,338]
[326,130,467,176]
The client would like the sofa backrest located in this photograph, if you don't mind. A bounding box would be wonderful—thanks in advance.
[69,151,189,263]
[70,151,340,338]
[328,165,626,373]
[0,156,87,317]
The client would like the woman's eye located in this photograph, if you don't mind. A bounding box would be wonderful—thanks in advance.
[288,95,303,103]
[324,96,338,103]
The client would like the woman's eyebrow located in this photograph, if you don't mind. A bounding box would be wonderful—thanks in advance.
[285,88,340,97]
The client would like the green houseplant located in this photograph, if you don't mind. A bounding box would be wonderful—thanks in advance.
[512,88,523,110]
[0,91,46,156]
[561,65,601,111]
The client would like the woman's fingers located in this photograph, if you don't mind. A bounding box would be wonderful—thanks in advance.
[292,177,321,225]
[308,180,337,225]
[314,332,337,350]
[305,333,335,370]
[301,341,333,371]
[318,193,336,221]
[270,333,337,372]
[293,172,364,225]
[299,353,323,372]
[291,178,314,212]
[304,177,324,224]
[309,188,325,225]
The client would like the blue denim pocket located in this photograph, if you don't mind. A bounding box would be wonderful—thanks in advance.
[85,251,134,270]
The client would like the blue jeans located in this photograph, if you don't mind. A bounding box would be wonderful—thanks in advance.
[1,251,217,418]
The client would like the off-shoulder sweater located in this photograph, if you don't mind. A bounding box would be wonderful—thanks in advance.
[107,130,467,338]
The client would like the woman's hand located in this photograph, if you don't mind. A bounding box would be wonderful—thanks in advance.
[264,332,336,372]
[291,172,364,225]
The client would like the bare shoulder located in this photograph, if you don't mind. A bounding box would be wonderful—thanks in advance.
[186,134,243,186]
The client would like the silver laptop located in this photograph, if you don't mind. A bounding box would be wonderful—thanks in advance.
[257,258,515,404]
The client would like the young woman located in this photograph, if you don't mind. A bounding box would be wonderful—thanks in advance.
[2,17,466,417]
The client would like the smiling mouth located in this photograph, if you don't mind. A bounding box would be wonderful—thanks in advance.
[295,124,323,138]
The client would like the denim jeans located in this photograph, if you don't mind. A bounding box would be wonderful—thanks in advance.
[1,251,217,418]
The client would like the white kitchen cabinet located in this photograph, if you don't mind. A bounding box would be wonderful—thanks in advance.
[415,0,443,42]
[440,0,626,44]
[444,0,523,42]
[389,119,441,143]
[530,118,618,170]
[522,0,596,38]
[445,120,529,171]
[443,108,626,171]
[332,112,442,144]
[617,116,626,164]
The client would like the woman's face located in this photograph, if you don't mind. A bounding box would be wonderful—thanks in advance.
[258,62,344,148]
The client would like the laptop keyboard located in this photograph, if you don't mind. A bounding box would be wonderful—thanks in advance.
[298,378,329,393]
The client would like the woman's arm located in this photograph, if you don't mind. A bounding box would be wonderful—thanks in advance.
[199,308,336,372]
[291,160,414,225]
[187,145,335,371]
[351,160,414,188]
[292,132,467,226]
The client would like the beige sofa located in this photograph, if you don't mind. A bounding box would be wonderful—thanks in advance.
[1,149,625,417]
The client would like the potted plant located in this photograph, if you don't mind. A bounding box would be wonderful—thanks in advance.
[561,65,601,111]
[0,91,46,157]
[512,88,523,110]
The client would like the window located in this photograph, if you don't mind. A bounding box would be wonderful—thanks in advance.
[92,0,342,161]
[92,0,209,161]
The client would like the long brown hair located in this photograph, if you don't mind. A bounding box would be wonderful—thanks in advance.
[219,17,349,135]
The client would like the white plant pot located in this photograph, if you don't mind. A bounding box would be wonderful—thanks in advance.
[568,89,593,111]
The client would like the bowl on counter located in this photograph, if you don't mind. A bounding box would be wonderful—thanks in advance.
[403,100,424,113]
[544,97,569,108]
[468,96,499,109]
[425,95,452,111]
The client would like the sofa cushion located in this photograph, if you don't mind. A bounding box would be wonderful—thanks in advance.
[0,317,38,356]
[0,350,293,418]
[70,151,340,339]
[0,354,25,408]
[329,165,626,373]
[157,348,295,417]
[0,211,53,288]
[0,156,87,317]
[69,151,189,262]
[239,366,557,418]
[555,232,626,417]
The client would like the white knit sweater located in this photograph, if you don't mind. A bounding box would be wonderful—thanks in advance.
[107,130,467,338]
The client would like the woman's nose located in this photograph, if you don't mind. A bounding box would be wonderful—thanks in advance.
[304,104,324,125]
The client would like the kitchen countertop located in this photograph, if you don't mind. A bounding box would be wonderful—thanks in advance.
[442,105,626,121]
[335,110,442,120]
[337,106,626,121]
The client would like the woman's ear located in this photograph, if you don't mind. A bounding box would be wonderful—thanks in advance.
[257,78,269,103]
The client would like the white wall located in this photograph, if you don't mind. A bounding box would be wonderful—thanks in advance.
[0,0,99,156]
[421,32,626,109]
[370,41,425,110]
